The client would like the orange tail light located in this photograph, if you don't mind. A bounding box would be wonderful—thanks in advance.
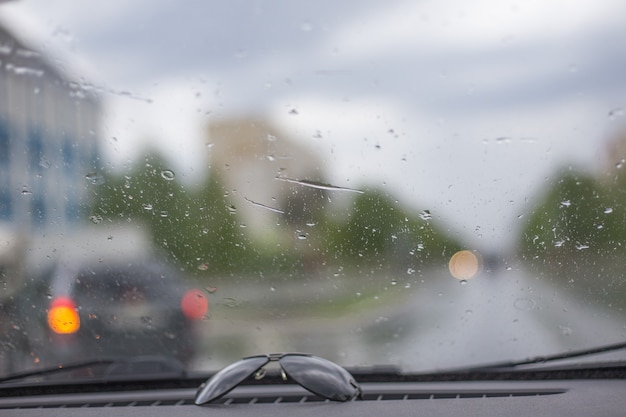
[47,297,80,334]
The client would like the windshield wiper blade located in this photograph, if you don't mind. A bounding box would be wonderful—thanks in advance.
[0,358,116,384]
[0,355,187,384]
[463,341,626,371]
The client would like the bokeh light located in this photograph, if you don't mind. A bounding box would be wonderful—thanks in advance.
[181,289,209,320]
[47,297,80,334]
[448,250,480,280]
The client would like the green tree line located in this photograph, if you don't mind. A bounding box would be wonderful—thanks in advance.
[518,165,626,301]
[90,150,464,279]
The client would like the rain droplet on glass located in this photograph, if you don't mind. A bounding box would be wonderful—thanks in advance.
[85,172,105,185]
[89,214,103,224]
[161,170,175,181]
[419,210,432,220]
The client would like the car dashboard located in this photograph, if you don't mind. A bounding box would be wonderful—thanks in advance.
[1,378,625,417]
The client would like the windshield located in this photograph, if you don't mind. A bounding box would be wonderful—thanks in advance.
[1,0,626,378]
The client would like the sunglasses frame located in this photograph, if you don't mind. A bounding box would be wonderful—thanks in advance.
[195,353,362,404]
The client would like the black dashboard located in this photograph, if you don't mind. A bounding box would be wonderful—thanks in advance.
[1,379,625,417]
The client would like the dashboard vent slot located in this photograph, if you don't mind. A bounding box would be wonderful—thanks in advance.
[2,388,566,409]
[362,389,565,401]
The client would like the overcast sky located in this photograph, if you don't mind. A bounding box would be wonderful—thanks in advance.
[2,0,626,250]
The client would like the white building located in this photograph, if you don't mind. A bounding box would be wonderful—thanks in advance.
[0,23,100,235]
[0,22,101,292]
[208,118,326,244]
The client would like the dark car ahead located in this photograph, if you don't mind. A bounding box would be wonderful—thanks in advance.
[4,260,208,372]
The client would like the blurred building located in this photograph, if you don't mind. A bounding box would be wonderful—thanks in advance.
[0,23,101,292]
[208,118,325,244]
[0,23,100,234]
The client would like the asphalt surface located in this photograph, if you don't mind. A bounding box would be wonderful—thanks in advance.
[193,264,626,372]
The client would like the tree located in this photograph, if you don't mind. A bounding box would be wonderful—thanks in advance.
[90,151,253,275]
[319,189,461,271]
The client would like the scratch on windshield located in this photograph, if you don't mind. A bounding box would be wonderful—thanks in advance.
[275,177,364,194]
[244,197,285,214]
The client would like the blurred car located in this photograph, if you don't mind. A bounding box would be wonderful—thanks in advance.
[4,260,208,371]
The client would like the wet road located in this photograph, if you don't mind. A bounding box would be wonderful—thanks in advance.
[196,264,626,372]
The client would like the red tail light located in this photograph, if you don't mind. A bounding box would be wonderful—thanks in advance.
[181,289,209,320]
[47,297,80,334]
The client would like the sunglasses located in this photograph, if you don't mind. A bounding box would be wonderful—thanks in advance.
[195,353,363,404]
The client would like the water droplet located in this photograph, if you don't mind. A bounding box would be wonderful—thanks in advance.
[296,232,308,240]
[89,214,103,224]
[227,205,237,214]
[554,240,565,247]
[495,136,512,144]
[560,200,571,208]
[160,170,175,181]
[142,203,153,211]
[270,286,276,292]
[159,210,168,218]
[419,210,432,220]
[141,316,153,329]
[608,107,624,120]
[616,159,625,169]
[289,108,298,115]
[85,172,105,185]
[198,263,209,271]
[404,283,411,289]
[21,187,32,195]
[205,285,218,294]
[558,325,573,336]
[575,244,589,250]
[604,207,613,214]
[407,268,415,275]
[39,158,51,169]
[390,279,397,286]
[459,279,468,285]
[223,297,242,307]
[514,297,536,311]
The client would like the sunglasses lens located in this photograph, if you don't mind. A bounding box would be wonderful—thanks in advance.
[195,356,269,405]
[279,355,361,401]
